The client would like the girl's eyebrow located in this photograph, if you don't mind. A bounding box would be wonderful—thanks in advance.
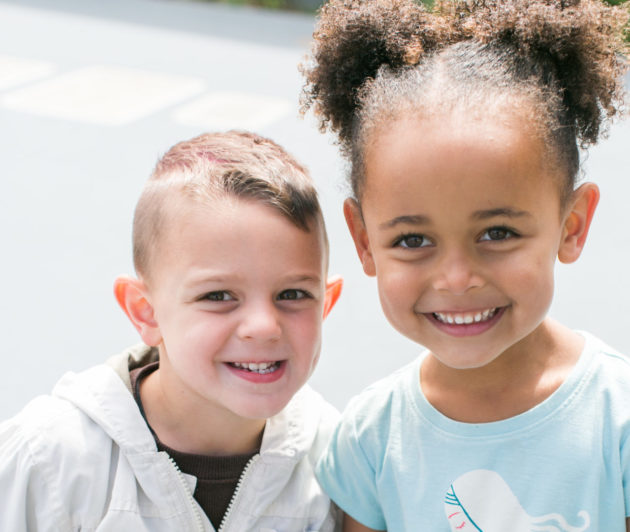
[379,214,430,229]
[379,208,531,229]
[472,208,531,220]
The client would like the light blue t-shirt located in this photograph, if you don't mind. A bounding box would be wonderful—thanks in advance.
[316,333,630,531]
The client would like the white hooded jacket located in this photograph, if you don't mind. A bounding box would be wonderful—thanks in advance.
[0,345,341,531]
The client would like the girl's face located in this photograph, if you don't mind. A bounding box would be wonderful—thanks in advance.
[346,114,592,370]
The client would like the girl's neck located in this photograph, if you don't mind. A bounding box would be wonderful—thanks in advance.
[139,369,265,456]
[420,319,585,423]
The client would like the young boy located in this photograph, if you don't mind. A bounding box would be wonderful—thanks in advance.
[0,131,343,531]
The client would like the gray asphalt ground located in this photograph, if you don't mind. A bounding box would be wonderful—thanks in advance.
[1,0,629,420]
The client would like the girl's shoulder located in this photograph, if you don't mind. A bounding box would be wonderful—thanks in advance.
[573,332,630,437]
[342,355,423,427]
[580,330,630,370]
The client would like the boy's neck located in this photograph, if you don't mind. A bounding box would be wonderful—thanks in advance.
[139,368,265,456]
[420,319,585,423]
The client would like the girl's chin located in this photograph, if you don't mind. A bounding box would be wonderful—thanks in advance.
[426,346,507,372]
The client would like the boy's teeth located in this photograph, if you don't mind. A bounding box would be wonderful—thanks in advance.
[433,308,497,325]
[231,361,279,374]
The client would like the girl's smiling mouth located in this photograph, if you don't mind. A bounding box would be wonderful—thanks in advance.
[433,307,499,325]
[425,307,507,337]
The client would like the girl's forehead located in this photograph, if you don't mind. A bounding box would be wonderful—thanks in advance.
[368,114,538,168]
[361,113,563,213]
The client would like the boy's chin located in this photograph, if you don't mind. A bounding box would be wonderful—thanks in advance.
[230,394,295,422]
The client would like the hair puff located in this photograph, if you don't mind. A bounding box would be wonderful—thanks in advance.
[456,0,629,144]
[300,0,453,150]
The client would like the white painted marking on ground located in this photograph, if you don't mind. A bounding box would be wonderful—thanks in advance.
[1,65,205,125]
[171,91,293,130]
[0,55,56,90]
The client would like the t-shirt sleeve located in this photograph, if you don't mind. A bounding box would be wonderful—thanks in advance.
[314,412,386,531]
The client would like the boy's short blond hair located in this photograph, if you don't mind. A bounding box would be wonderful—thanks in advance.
[132,131,327,280]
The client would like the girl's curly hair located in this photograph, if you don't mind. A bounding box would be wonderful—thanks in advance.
[301,0,628,199]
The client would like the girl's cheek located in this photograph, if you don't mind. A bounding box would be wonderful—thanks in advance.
[380,267,413,293]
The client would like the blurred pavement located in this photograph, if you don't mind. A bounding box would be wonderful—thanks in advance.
[0,0,629,420]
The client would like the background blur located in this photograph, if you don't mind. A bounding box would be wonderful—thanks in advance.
[1,0,629,420]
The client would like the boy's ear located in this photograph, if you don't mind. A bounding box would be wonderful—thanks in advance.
[113,275,162,346]
[343,198,376,276]
[558,182,599,264]
[323,275,343,319]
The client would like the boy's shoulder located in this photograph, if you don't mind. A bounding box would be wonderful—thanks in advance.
[0,349,152,466]
[1,388,91,456]
[4,367,127,442]
[0,366,132,525]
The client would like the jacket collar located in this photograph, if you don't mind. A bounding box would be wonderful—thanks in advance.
[52,345,321,462]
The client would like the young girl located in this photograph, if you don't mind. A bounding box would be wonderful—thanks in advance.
[301,0,630,530]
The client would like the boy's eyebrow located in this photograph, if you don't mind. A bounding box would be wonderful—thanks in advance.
[379,214,430,229]
[472,208,531,220]
[285,274,322,283]
[185,272,322,286]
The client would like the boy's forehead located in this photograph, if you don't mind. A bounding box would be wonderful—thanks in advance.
[153,193,329,276]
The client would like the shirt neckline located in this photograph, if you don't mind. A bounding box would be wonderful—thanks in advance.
[407,331,597,438]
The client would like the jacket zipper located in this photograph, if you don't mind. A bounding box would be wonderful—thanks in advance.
[218,454,260,532]
[168,455,205,532]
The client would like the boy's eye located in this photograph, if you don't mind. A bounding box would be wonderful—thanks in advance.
[479,226,518,241]
[204,291,235,302]
[277,289,310,301]
[394,234,432,249]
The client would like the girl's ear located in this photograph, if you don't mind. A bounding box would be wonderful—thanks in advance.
[323,275,343,319]
[113,275,162,346]
[558,183,599,264]
[344,198,376,276]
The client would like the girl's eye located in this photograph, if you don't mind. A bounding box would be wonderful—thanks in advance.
[394,234,432,249]
[479,227,518,242]
[204,291,235,302]
[277,289,310,301]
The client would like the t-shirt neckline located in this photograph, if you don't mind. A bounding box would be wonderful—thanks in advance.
[408,331,597,438]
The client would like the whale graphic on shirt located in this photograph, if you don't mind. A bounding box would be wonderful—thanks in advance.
[444,469,590,532]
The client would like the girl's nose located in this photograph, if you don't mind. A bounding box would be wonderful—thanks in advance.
[237,302,282,342]
[432,250,484,294]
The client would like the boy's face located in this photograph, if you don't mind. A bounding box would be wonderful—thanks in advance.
[144,197,329,421]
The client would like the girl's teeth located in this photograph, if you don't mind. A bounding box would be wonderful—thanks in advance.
[434,308,498,325]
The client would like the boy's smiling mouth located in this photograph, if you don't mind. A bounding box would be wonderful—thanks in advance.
[432,307,499,325]
[226,360,287,384]
[227,361,283,374]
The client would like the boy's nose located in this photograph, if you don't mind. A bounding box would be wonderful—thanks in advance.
[431,249,484,295]
[237,302,282,342]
